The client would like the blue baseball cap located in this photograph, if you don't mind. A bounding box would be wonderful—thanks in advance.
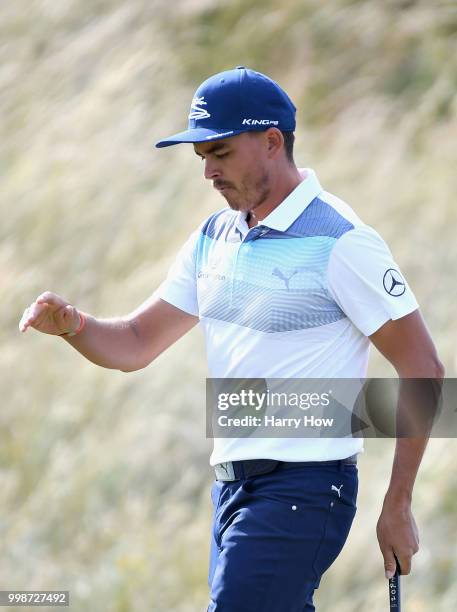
[155,66,296,148]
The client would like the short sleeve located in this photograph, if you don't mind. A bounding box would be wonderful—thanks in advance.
[327,225,419,336]
[157,229,199,316]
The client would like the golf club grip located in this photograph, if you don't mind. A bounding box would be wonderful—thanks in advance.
[388,559,401,610]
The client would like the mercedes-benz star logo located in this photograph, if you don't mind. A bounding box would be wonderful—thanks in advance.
[383,268,406,297]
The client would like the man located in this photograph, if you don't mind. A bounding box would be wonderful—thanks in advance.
[20,67,443,611]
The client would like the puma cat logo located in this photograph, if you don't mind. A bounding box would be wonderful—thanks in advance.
[272,267,298,291]
[331,484,343,498]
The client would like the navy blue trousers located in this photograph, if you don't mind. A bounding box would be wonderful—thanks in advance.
[208,461,358,611]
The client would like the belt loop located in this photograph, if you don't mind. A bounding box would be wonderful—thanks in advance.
[338,460,344,472]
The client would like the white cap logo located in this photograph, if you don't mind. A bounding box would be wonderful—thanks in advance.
[189,96,211,120]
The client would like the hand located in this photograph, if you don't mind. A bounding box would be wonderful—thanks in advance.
[19,291,81,336]
[376,494,419,579]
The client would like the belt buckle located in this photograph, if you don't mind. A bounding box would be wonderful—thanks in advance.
[215,461,237,481]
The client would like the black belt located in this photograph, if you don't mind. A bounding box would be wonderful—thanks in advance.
[214,455,358,482]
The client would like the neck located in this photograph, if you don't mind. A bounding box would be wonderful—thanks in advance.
[247,165,305,227]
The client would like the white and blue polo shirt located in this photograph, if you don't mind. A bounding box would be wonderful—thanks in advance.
[158,169,419,464]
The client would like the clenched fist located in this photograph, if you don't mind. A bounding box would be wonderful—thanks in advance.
[19,292,82,336]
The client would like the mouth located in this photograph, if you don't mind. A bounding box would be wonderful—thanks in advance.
[214,182,233,192]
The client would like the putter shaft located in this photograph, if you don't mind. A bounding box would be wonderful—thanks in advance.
[388,558,401,611]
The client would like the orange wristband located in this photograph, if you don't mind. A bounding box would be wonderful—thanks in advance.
[60,312,86,337]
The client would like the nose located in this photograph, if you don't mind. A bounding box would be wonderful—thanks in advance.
[204,158,221,180]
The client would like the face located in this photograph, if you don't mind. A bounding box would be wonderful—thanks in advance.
[194,132,271,212]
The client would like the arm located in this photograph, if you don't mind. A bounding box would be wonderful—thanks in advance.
[19,291,198,372]
[369,309,445,578]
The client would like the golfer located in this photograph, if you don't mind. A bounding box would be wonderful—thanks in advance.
[19,67,444,611]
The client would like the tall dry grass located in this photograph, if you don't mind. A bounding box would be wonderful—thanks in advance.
[1,0,456,610]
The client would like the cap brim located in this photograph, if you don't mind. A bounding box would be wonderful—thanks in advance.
[155,127,245,148]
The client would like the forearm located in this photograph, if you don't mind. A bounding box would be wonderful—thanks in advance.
[384,437,428,504]
[385,374,443,504]
[21,292,198,371]
[61,313,145,371]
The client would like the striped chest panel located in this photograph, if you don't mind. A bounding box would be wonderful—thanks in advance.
[195,198,354,333]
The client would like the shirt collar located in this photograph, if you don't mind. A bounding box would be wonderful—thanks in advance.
[234,168,323,236]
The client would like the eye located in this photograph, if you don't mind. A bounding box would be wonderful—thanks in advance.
[215,152,229,159]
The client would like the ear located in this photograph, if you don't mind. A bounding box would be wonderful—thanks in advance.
[265,128,284,160]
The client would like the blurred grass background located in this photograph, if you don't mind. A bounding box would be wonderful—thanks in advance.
[1,0,457,610]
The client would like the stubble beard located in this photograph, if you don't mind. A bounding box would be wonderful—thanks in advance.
[223,170,271,213]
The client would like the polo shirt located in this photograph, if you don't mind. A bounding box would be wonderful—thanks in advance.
[158,169,419,464]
